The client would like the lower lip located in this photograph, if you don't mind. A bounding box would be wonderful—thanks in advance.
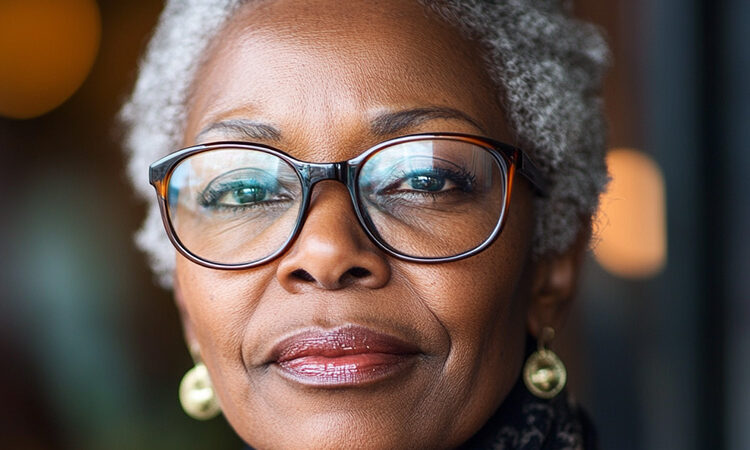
[277,353,417,387]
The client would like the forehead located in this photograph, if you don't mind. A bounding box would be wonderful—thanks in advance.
[185,0,506,155]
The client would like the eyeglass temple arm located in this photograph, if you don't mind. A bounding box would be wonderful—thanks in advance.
[517,152,550,198]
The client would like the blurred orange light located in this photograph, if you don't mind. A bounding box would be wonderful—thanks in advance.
[0,0,101,119]
[593,148,667,279]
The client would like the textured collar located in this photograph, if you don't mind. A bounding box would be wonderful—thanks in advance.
[456,375,596,450]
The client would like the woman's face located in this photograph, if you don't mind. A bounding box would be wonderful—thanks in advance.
[177,0,538,448]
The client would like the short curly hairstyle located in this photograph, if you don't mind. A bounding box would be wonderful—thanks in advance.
[120,0,610,288]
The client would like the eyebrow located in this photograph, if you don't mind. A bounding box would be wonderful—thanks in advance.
[195,106,486,143]
[370,107,487,136]
[196,119,282,142]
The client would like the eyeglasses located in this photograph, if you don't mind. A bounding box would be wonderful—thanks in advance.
[149,133,548,270]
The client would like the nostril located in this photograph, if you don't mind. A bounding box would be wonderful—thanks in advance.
[291,269,316,282]
[348,267,371,278]
[287,266,375,288]
[337,266,372,287]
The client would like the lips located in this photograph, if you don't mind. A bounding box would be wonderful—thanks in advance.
[270,325,421,387]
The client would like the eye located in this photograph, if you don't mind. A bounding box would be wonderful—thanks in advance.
[221,183,268,205]
[406,174,446,192]
[199,168,293,210]
[382,167,473,196]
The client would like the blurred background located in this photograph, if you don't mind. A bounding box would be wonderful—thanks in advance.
[0,0,747,449]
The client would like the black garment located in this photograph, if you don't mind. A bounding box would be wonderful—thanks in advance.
[455,336,596,449]
[457,376,596,450]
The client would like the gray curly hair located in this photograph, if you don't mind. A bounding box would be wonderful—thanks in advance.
[121,0,610,288]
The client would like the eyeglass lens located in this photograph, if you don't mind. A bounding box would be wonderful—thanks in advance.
[165,139,507,265]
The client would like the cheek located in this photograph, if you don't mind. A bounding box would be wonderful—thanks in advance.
[388,241,530,444]
[398,241,529,364]
[394,192,534,431]
[404,184,533,356]
[174,257,275,414]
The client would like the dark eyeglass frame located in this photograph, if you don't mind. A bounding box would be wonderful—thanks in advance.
[149,132,549,270]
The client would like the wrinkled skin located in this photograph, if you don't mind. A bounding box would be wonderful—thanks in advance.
[174,0,582,448]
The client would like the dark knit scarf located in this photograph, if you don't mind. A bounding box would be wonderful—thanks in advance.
[456,377,596,450]
[458,336,596,450]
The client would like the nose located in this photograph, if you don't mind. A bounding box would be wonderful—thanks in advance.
[276,182,391,292]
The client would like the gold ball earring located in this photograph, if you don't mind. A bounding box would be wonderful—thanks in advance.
[179,362,221,420]
[523,326,567,399]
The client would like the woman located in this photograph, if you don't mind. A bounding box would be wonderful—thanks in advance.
[121,0,609,448]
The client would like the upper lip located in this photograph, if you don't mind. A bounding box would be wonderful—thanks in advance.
[269,325,421,363]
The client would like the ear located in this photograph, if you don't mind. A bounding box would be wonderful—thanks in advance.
[527,222,591,339]
[174,280,201,360]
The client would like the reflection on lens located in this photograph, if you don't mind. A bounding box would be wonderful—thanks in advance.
[167,148,302,265]
[358,139,506,258]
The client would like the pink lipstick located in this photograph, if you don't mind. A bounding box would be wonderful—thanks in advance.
[271,326,420,387]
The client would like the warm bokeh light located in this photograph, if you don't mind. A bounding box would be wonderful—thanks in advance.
[0,0,101,119]
[593,148,667,279]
